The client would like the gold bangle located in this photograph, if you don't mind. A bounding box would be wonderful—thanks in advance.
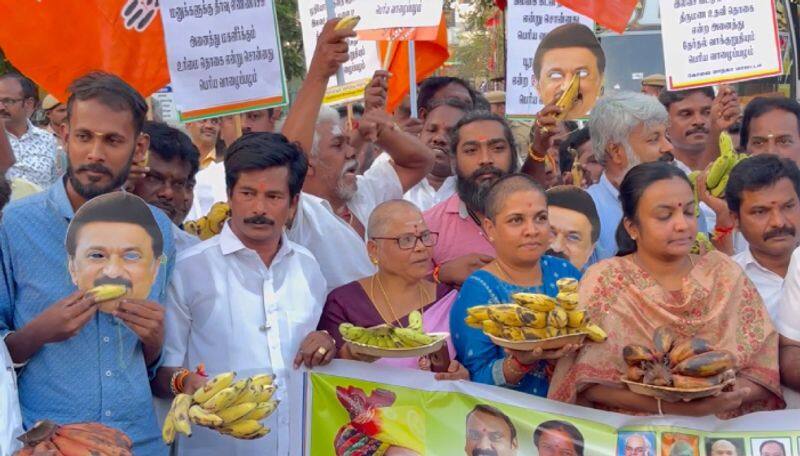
[528,145,547,162]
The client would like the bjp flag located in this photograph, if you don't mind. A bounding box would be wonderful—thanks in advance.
[556,0,637,34]
[378,15,449,114]
[0,0,169,101]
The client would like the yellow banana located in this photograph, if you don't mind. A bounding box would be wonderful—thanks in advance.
[502,327,526,341]
[162,414,176,444]
[710,173,730,198]
[241,400,278,422]
[202,387,240,413]
[188,405,223,428]
[249,374,275,388]
[488,304,541,327]
[554,74,580,120]
[548,308,568,329]
[582,322,608,342]
[217,402,258,425]
[334,15,361,31]
[172,393,193,437]
[511,293,556,312]
[521,327,549,340]
[193,371,236,404]
[87,284,128,303]
[464,316,483,329]
[232,425,270,440]
[570,159,583,186]
[219,419,264,437]
[253,384,278,403]
[556,278,579,293]
[566,310,585,328]
[556,292,579,310]
[467,305,491,321]
[482,320,505,337]
[546,327,560,338]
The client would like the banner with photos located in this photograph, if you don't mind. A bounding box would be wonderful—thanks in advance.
[305,361,800,455]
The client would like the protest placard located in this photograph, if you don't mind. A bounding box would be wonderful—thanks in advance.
[353,0,444,41]
[505,1,595,118]
[159,0,288,122]
[297,0,381,105]
[660,0,783,90]
[305,361,800,455]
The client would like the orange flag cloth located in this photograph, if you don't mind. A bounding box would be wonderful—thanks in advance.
[378,15,449,114]
[555,0,637,34]
[0,0,169,101]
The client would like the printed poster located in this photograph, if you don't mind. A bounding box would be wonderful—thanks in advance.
[659,0,783,90]
[505,1,596,119]
[353,0,445,41]
[159,0,289,121]
[305,361,800,455]
[297,0,381,105]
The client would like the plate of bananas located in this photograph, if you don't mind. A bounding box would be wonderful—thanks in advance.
[620,326,737,402]
[340,310,449,358]
[464,278,608,352]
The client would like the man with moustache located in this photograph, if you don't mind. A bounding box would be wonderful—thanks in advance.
[0,72,174,454]
[725,155,800,321]
[155,133,332,456]
[186,116,222,169]
[741,97,800,164]
[464,404,518,456]
[658,87,715,172]
[533,420,584,456]
[424,111,518,286]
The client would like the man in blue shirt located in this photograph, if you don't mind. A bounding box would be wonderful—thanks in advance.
[0,72,173,455]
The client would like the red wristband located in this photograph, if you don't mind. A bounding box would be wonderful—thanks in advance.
[509,355,535,373]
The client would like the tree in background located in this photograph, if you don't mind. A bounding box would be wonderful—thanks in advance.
[276,0,305,82]
[448,0,505,85]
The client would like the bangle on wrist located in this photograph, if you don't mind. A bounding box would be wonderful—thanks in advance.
[170,368,190,395]
[712,225,734,241]
[505,356,534,377]
[528,145,547,162]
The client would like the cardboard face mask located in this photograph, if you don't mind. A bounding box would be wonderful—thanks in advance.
[66,192,162,313]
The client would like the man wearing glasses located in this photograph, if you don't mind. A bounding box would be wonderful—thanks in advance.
[0,72,59,189]
[623,434,653,456]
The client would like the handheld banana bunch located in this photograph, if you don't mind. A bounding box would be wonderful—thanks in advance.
[464,278,607,343]
[162,372,278,444]
[689,232,715,255]
[334,15,361,31]
[688,131,747,200]
[554,74,581,121]
[623,326,736,390]
[87,283,129,313]
[340,310,439,348]
[184,202,231,241]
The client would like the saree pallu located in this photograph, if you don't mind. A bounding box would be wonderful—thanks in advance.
[548,251,784,418]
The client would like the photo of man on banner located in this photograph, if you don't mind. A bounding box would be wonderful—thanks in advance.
[464,404,518,456]
[533,23,605,119]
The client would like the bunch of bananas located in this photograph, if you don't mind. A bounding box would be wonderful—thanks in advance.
[688,131,747,200]
[184,202,231,241]
[624,326,736,389]
[554,74,581,120]
[14,420,133,455]
[464,278,607,343]
[340,310,439,348]
[162,372,278,443]
[87,283,129,313]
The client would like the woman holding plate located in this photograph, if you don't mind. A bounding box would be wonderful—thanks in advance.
[317,199,468,381]
[450,174,582,397]
[548,162,784,417]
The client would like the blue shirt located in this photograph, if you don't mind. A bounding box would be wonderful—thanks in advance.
[0,181,174,455]
[450,257,581,397]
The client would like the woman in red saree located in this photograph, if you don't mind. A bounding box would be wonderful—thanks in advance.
[548,162,784,418]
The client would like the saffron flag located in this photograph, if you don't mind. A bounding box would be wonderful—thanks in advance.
[555,0,637,34]
[378,15,450,114]
[0,0,169,101]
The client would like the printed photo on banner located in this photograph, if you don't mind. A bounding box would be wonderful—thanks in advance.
[750,438,792,456]
[464,404,518,456]
[705,437,746,456]
[617,431,656,456]
[66,192,163,313]
[532,419,585,456]
[660,432,699,456]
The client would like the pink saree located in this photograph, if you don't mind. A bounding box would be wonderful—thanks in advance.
[548,251,784,418]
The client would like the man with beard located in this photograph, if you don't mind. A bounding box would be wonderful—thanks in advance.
[1,72,60,189]
[464,404,518,456]
[403,98,469,210]
[423,111,517,286]
[130,121,200,251]
[155,133,332,456]
[0,72,174,455]
[586,91,675,259]
[725,155,800,321]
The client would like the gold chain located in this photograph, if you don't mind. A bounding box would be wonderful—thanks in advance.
[370,273,431,327]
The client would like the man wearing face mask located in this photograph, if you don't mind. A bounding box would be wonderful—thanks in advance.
[464,404,518,456]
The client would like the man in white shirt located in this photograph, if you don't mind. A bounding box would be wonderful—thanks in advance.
[0,341,22,456]
[0,72,59,189]
[725,154,800,321]
[155,133,335,455]
[778,247,800,394]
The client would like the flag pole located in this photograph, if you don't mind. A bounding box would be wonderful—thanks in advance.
[408,40,418,118]
[325,0,346,86]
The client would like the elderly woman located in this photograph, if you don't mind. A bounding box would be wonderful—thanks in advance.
[548,162,784,417]
[318,199,468,380]
[450,174,582,397]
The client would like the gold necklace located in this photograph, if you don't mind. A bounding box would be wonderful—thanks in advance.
[370,273,430,327]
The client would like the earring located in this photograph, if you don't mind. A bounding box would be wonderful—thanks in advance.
[371,257,378,265]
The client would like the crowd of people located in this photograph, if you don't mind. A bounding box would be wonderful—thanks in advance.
[1,17,800,455]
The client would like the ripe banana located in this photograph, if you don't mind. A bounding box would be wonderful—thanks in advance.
[467,305,491,321]
[193,371,236,404]
[217,402,258,425]
[556,292,579,310]
[554,74,580,120]
[334,15,361,31]
[242,400,278,421]
[582,323,607,342]
[653,326,677,355]
[502,327,526,341]
[219,419,264,438]
[673,350,736,377]
[464,316,483,329]
[202,386,240,413]
[253,384,278,403]
[511,293,556,312]
[487,304,539,327]
[172,393,193,437]
[521,327,549,340]
[249,374,275,387]
[547,308,568,329]
[566,310,585,328]
[623,344,655,365]
[668,337,713,367]
[162,416,176,445]
[482,320,505,337]
[88,284,128,303]
[189,404,224,428]
[556,277,579,293]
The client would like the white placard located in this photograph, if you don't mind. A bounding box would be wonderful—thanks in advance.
[505,0,594,118]
[353,0,444,31]
[660,0,782,90]
[297,0,381,105]
[159,0,288,121]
